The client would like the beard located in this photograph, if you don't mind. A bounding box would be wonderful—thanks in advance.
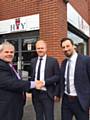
[64,51,73,58]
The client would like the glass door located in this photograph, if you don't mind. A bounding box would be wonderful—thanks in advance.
[21,38,37,80]
[6,37,37,80]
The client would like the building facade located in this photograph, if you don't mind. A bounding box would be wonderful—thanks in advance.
[0,0,90,78]
[0,1,90,119]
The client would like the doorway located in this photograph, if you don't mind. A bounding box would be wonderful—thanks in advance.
[0,31,39,80]
[10,38,37,80]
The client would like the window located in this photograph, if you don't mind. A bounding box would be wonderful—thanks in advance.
[68,31,87,55]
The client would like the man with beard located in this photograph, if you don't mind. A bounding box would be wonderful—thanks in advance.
[59,38,90,120]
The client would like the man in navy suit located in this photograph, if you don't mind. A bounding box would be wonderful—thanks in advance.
[30,40,60,120]
[60,37,90,120]
[0,41,42,120]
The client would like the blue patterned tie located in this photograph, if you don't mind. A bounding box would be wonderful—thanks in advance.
[9,64,21,79]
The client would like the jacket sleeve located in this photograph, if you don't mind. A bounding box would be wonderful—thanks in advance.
[0,63,31,92]
[45,58,60,86]
[54,65,61,97]
[86,56,90,82]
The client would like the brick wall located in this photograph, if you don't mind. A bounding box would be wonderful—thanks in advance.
[70,0,89,23]
[38,0,67,62]
[0,0,39,20]
[88,0,90,24]
[70,0,90,55]
[0,0,67,62]
[0,0,89,62]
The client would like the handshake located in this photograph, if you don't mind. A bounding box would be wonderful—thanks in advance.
[35,80,45,90]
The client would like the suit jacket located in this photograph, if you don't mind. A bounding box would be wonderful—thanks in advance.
[30,56,60,99]
[0,59,30,120]
[61,54,90,111]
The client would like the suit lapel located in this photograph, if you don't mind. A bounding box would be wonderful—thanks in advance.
[62,55,82,80]
[44,56,48,80]
[74,54,83,81]
[62,59,67,78]
[61,55,81,85]
[33,58,38,76]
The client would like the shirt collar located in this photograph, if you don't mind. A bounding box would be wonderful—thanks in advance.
[68,52,78,62]
[38,54,47,60]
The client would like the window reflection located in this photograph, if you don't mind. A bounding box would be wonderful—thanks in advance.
[68,31,87,55]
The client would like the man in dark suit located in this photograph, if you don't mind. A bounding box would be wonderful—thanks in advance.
[60,37,90,120]
[0,41,41,120]
[30,40,60,120]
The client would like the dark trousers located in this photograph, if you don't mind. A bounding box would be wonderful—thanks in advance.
[32,90,54,120]
[61,94,89,120]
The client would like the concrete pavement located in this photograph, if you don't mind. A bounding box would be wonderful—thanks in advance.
[22,94,90,120]
[22,94,61,120]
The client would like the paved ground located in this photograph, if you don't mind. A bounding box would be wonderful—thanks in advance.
[22,94,35,120]
[22,93,61,120]
[22,94,90,120]
[23,101,61,120]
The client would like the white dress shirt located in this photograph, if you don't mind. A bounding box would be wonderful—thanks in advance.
[64,52,78,96]
[35,54,47,91]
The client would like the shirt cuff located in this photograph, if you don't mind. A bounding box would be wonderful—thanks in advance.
[30,81,36,88]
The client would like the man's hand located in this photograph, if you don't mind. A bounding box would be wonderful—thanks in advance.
[35,80,44,90]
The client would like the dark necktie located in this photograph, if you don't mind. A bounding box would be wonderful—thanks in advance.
[67,60,70,94]
[37,58,42,80]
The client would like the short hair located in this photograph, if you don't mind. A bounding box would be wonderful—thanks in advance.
[36,39,46,44]
[60,37,74,47]
[0,41,15,52]
[36,39,47,47]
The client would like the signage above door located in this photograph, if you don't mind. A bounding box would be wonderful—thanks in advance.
[0,14,39,34]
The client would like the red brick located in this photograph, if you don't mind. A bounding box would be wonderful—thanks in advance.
[0,0,89,62]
